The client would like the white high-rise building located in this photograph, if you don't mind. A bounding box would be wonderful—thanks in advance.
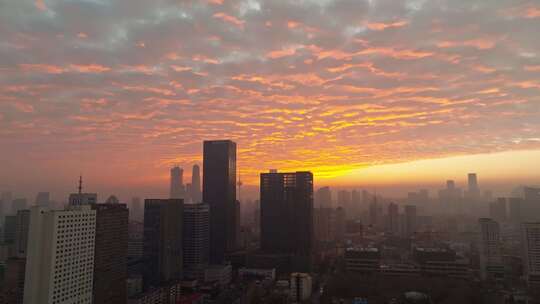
[23,205,96,304]
[478,218,504,281]
[522,222,540,287]
[290,272,312,303]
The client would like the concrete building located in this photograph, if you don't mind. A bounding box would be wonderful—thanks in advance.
[489,198,507,223]
[315,187,332,209]
[509,197,523,225]
[387,203,399,235]
[92,203,129,304]
[203,140,237,263]
[143,199,183,288]
[478,218,504,280]
[23,205,96,304]
[129,221,144,259]
[404,205,417,237]
[34,192,50,207]
[3,257,26,304]
[170,166,185,200]
[345,247,381,274]
[290,273,312,303]
[183,203,210,280]
[191,165,202,203]
[14,210,30,258]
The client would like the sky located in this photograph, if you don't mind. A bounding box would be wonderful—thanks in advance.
[1,0,540,201]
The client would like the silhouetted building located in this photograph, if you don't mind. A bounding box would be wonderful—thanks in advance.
[337,190,351,214]
[0,191,12,224]
[14,209,30,258]
[11,198,27,214]
[387,203,399,235]
[478,218,504,280]
[524,187,540,221]
[183,203,210,280]
[3,257,26,304]
[203,140,237,264]
[191,164,202,203]
[438,180,462,215]
[260,170,313,271]
[131,197,143,221]
[3,215,16,244]
[34,192,50,207]
[509,197,523,224]
[404,205,417,237]
[129,221,144,259]
[315,187,332,209]
[521,222,540,290]
[92,203,129,304]
[143,199,183,288]
[489,198,507,223]
[170,166,185,199]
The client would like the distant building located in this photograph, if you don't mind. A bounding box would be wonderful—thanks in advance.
[345,247,381,274]
[290,273,312,303]
[478,218,504,280]
[521,222,540,289]
[387,203,399,235]
[34,192,50,207]
[92,203,129,304]
[3,257,26,304]
[14,210,30,258]
[315,187,332,209]
[509,197,523,224]
[191,165,202,203]
[170,166,185,199]
[68,193,97,206]
[204,264,232,287]
[404,205,417,237]
[260,170,313,271]
[183,203,210,280]
[337,190,351,213]
[11,199,27,214]
[203,140,237,264]
[128,221,144,259]
[143,199,183,288]
[465,173,480,203]
[439,180,462,215]
[489,198,507,223]
[524,187,540,221]
[23,205,96,304]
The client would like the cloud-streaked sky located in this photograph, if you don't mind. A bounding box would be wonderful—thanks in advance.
[1,0,540,200]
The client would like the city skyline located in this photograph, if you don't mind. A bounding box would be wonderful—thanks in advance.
[1,0,540,198]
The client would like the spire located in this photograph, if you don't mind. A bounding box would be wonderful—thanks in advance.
[78,175,83,194]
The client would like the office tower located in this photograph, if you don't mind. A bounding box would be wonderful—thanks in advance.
[4,257,27,304]
[92,202,129,304]
[143,199,183,288]
[351,190,361,217]
[369,199,379,227]
[521,222,540,289]
[387,203,399,235]
[509,197,523,224]
[203,140,237,263]
[315,187,332,208]
[290,273,312,303]
[1,191,13,224]
[337,190,352,218]
[11,198,27,214]
[170,166,185,199]
[130,197,143,221]
[524,187,540,221]
[68,176,97,206]
[34,192,50,207]
[404,205,417,237]
[14,210,30,258]
[438,180,462,214]
[465,173,480,201]
[191,164,202,203]
[314,208,331,242]
[334,207,346,242]
[260,170,313,268]
[489,198,507,223]
[183,203,210,280]
[128,221,144,259]
[23,205,96,304]
[478,218,504,280]
[3,215,17,244]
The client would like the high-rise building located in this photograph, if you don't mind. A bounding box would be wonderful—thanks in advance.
[14,209,30,258]
[260,170,313,270]
[465,173,480,202]
[521,222,540,289]
[68,193,97,206]
[478,218,504,280]
[143,199,183,288]
[128,221,144,260]
[387,203,399,235]
[3,215,17,244]
[509,197,523,224]
[11,198,27,214]
[524,187,540,221]
[4,257,27,304]
[404,205,417,237]
[92,203,129,304]
[191,164,202,203]
[1,191,13,224]
[170,166,185,199]
[130,197,143,221]
[23,205,96,304]
[183,203,210,280]
[337,190,352,218]
[489,198,507,223]
[290,273,312,303]
[315,187,332,209]
[35,192,50,207]
[203,140,237,264]
[351,190,361,217]
[438,180,462,215]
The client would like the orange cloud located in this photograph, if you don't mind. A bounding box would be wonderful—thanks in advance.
[366,21,408,31]
[525,7,540,18]
[525,65,540,72]
[437,38,496,50]
[20,64,64,74]
[35,0,47,11]
[266,45,301,59]
[69,64,111,73]
[207,0,224,4]
[213,12,245,28]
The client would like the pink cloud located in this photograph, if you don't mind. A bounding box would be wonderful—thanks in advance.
[366,21,408,31]
[213,12,245,28]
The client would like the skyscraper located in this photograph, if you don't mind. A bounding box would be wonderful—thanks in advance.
[203,140,237,264]
[34,192,50,207]
[1,191,13,224]
[183,203,210,280]
[191,164,202,203]
[170,166,185,199]
[23,205,96,304]
[521,222,540,290]
[14,209,30,258]
[489,198,507,223]
[260,170,313,270]
[68,176,98,206]
[478,218,504,280]
[315,187,332,208]
[92,202,129,304]
[387,203,399,235]
[404,205,417,237]
[509,197,523,224]
[143,199,183,288]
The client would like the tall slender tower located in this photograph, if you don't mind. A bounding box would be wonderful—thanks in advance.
[191,165,202,203]
[170,166,185,199]
[203,140,237,264]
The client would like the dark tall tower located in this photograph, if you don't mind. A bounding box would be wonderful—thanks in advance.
[183,203,210,280]
[92,202,129,304]
[143,199,183,288]
[203,140,237,264]
[260,170,313,270]
[191,164,202,203]
[170,167,185,199]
